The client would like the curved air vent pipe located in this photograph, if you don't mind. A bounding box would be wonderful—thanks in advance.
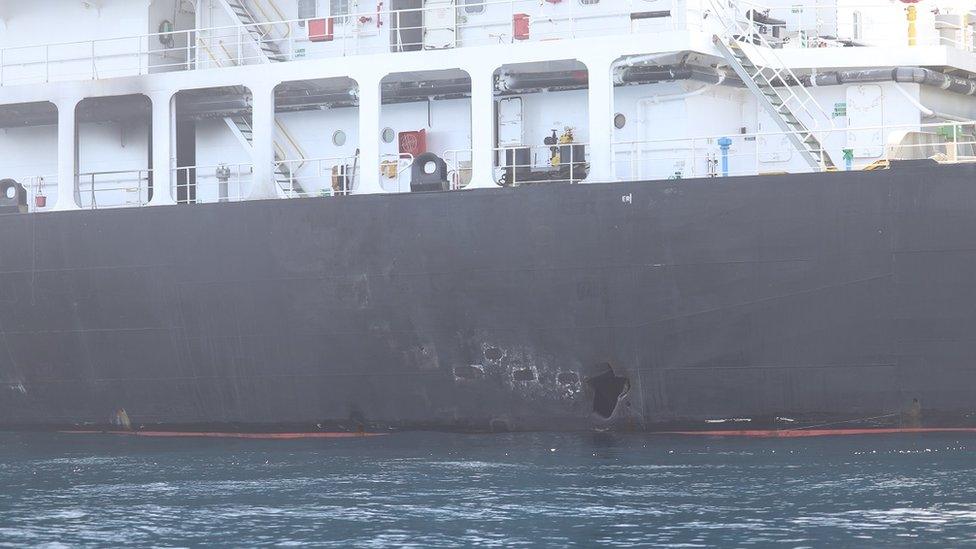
[496,71,590,92]
[807,67,976,96]
[495,65,726,93]
[614,65,725,86]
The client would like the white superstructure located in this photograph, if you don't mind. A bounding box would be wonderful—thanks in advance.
[0,0,974,211]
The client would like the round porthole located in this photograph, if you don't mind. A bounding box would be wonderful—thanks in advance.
[614,113,626,129]
[332,130,347,146]
[424,161,438,174]
[382,127,396,143]
[4,185,15,199]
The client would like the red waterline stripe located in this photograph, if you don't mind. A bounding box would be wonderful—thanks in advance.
[60,430,386,439]
[658,427,976,438]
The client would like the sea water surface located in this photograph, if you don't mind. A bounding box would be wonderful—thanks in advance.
[0,431,975,547]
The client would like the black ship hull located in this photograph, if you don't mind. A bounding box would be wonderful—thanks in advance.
[2,161,976,433]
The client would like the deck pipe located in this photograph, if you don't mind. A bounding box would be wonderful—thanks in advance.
[718,137,733,177]
[806,67,976,96]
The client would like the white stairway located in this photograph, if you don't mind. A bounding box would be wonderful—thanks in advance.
[708,0,836,170]
[219,0,288,62]
[217,0,308,195]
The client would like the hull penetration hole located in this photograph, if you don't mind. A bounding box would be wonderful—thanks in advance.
[587,363,630,419]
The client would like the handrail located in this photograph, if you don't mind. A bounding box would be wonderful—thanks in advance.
[384,152,415,178]
[2,0,965,57]
[77,168,153,209]
[275,120,307,172]
[3,1,968,88]
[171,162,254,203]
[613,120,976,147]
[273,155,359,196]
[730,0,976,51]
[11,120,976,213]
[253,0,291,41]
[612,119,976,180]
[197,38,226,68]
[273,154,414,195]
[0,0,684,87]
[708,0,835,130]
[18,174,56,212]
[199,34,308,173]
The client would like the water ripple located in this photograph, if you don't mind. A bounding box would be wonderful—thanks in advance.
[1,432,976,546]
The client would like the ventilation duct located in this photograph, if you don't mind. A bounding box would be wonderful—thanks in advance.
[807,67,976,96]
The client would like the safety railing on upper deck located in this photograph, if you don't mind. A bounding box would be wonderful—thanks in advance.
[12,121,976,212]
[0,0,695,87]
[443,149,474,190]
[612,120,976,182]
[728,1,975,52]
[447,143,589,187]
[172,163,253,204]
[275,153,416,196]
[78,169,153,210]
[19,174,56,213]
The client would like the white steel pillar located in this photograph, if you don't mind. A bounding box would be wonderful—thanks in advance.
[355,73,384,194]
[466,67,500,189]
[149,90,176,206]
[54,96,80,211]
[585,55,615,183]
[248,83,278,200]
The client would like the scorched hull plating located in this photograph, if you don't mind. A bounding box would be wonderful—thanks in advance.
[1,161,975,433]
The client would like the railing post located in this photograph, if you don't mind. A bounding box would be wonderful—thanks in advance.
[138,36,144,75]
[636,140,642,180]
[568,144,574,183]
[754,136,759,175]
[187,30,194,70]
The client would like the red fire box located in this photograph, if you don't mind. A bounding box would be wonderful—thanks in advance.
[513,13,530,40]
[308,18,334,42]
[398,130,427,157]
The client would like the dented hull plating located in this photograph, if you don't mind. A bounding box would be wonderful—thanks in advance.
[2,161,976,432]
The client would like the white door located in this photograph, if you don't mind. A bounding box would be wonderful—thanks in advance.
[498,97,524,147]
[423,0,456,49]
[847,84,884,158]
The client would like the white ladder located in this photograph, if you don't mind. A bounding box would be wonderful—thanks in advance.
[210,1,307,196]
[218,0,287,62]
[224,114,307,197]
[708,0,836,170]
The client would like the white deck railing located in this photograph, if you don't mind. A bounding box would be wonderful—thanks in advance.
[612,120,976,182]
[1,1,971,88]
[731,0,976,52]
[77,169,153,210]
[10,121,976,212]
[0,0,686,87]
[172,163,254,204]
[19,174,57,213]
